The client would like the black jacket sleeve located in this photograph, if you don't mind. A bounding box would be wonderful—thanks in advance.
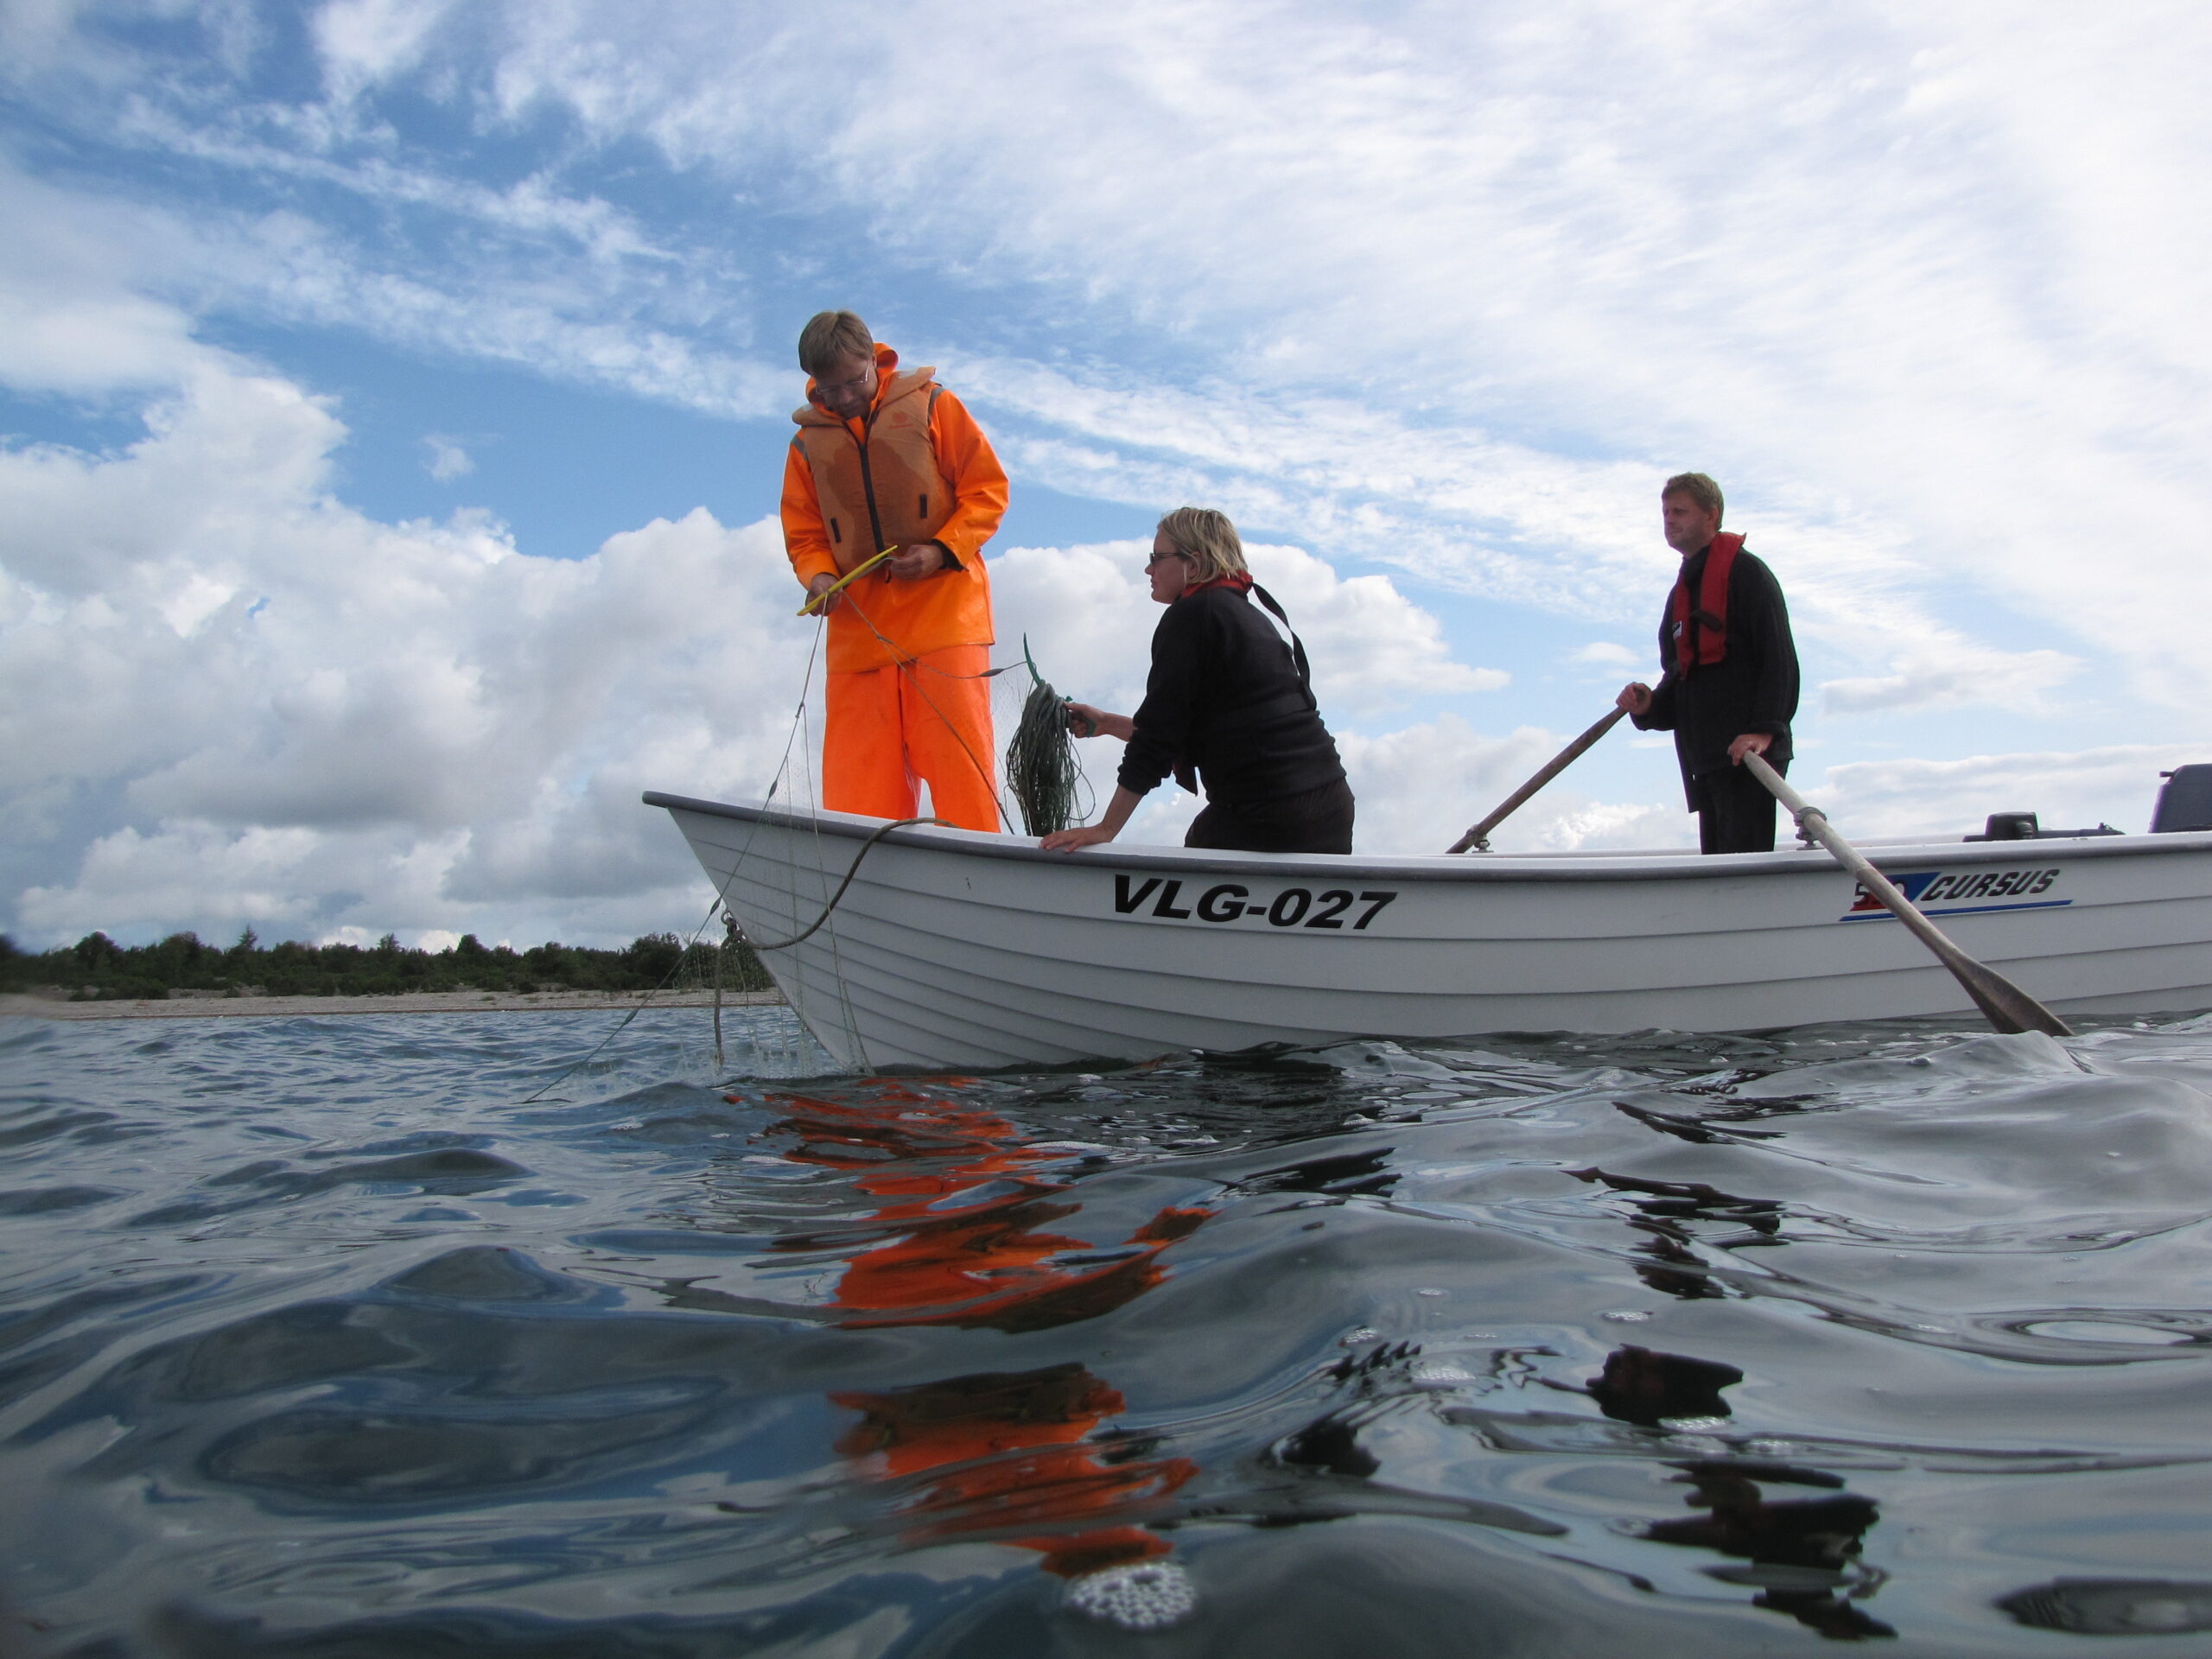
[1118,601,1205,797]
[1633,585,1681,733]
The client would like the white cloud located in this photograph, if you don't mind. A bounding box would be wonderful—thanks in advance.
[1244,542,1507,709]
[1570,641,1639,668]
[0,345,1517,938]
[6,0,2212,945]
[423,434,474,480]
[1808,744,2209,842]
[1338,715,1688,856]
[0,167,220,394]
[17,3,2200,709]
[433,1,2212,691]
[314,0,460,105]
[0,344,824,944]
[1821,644,2081,717]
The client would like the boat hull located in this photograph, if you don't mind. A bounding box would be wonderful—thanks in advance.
[645,792,2212,1071]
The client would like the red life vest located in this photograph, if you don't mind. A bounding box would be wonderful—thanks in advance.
[1668,532,1744,677]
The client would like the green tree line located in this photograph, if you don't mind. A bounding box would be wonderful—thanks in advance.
[0,925,772,1001]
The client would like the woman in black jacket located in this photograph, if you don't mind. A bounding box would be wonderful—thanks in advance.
[1040,507,1354,855]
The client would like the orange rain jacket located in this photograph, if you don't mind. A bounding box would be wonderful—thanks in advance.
[781,342,1008,674]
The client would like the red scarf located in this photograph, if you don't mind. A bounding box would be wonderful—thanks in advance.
[1182,569,1255,598]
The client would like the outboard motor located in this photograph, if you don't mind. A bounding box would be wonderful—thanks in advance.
[1964,811,2121,842]
[2152,765,2212,833]
[1967,811,2040,841]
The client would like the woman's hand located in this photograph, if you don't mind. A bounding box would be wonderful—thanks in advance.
[1039,785,1143,853]
[1066,702,1134,741]
[1040,823,1119,853]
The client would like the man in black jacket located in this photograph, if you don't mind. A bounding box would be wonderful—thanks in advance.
[1617,474,1800,855]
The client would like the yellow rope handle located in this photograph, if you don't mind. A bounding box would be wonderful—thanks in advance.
[797,545,899,615]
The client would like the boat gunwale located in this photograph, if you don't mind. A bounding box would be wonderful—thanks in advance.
[644,791,2212,886]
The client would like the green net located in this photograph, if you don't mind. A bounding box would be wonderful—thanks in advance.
[999,643,1088,837]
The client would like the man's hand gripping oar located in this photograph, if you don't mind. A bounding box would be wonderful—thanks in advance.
[1741,751,2070,1038]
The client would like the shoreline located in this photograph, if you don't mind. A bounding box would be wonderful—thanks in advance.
[0,988,786,1021]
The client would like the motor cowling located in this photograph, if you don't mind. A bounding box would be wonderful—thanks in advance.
[2152,765,2212,834]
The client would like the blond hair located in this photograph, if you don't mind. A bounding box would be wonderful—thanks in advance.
[1662,472,1725,522]
[1156,506,1249,583]
[798,310,874,378]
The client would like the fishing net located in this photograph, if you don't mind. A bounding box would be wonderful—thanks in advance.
[1001,667,1086,836]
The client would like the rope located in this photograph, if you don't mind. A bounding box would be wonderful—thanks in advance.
[729,815,946,949]
[523,577,1065,1096]
[518,627,827,1104]
[515,886,734,1105]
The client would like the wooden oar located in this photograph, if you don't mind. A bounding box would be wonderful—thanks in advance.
[1742,751,2071,1038]
[1447,707,1626,854]
[798,546,898,616]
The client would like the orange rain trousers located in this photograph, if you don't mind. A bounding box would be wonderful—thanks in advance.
[823,643,999,831]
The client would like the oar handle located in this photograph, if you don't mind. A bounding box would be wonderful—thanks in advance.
[1448,707,1626,854]
[1742,751,2071,1037]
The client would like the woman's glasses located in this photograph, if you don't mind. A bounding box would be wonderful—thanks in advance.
[1144,550,1192,569]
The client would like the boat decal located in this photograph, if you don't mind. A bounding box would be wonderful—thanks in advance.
[1838,867,2072,922]
[1114,875,1398,931]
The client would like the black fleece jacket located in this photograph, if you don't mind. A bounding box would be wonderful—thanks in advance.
[1118,585,1347,808]
[1633,540,1800,802]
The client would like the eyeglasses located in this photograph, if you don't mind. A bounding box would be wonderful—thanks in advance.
[817,364,875,397]
[1144,550,1192,569]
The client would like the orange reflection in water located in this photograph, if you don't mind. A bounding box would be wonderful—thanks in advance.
[757,1084,1209,1571]
[763,1084,1209,1332]
[835,1363,1196,1577]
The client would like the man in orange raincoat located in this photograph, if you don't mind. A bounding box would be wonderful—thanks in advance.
[781,309,1009,831]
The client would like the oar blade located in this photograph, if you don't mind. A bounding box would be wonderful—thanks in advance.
[1739,751,2075,1040]
[1953,957,2072,1039]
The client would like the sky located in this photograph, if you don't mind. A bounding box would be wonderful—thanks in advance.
[2,0,2209,951]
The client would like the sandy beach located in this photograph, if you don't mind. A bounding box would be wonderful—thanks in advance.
[0,988,785,1021]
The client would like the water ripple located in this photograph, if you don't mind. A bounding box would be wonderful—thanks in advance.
[4,1005,2212,1653]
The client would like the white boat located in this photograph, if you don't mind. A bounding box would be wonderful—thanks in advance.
[644,791,2212,1071]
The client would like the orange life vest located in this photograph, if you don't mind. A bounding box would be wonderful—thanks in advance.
[1668,532,1745,677]
[790,367,954,575]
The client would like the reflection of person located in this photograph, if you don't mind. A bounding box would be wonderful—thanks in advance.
[1041,507,1353,855]
[766,1084,1209,1331]
[776,1086,1207,1583]
[1616,474,1800,854]
[835,1363,1196,1580]
[781,309,1009,831]
[1644,1461,1892,1640]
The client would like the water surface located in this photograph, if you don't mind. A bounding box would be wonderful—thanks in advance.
[5,1006,2212,1655]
